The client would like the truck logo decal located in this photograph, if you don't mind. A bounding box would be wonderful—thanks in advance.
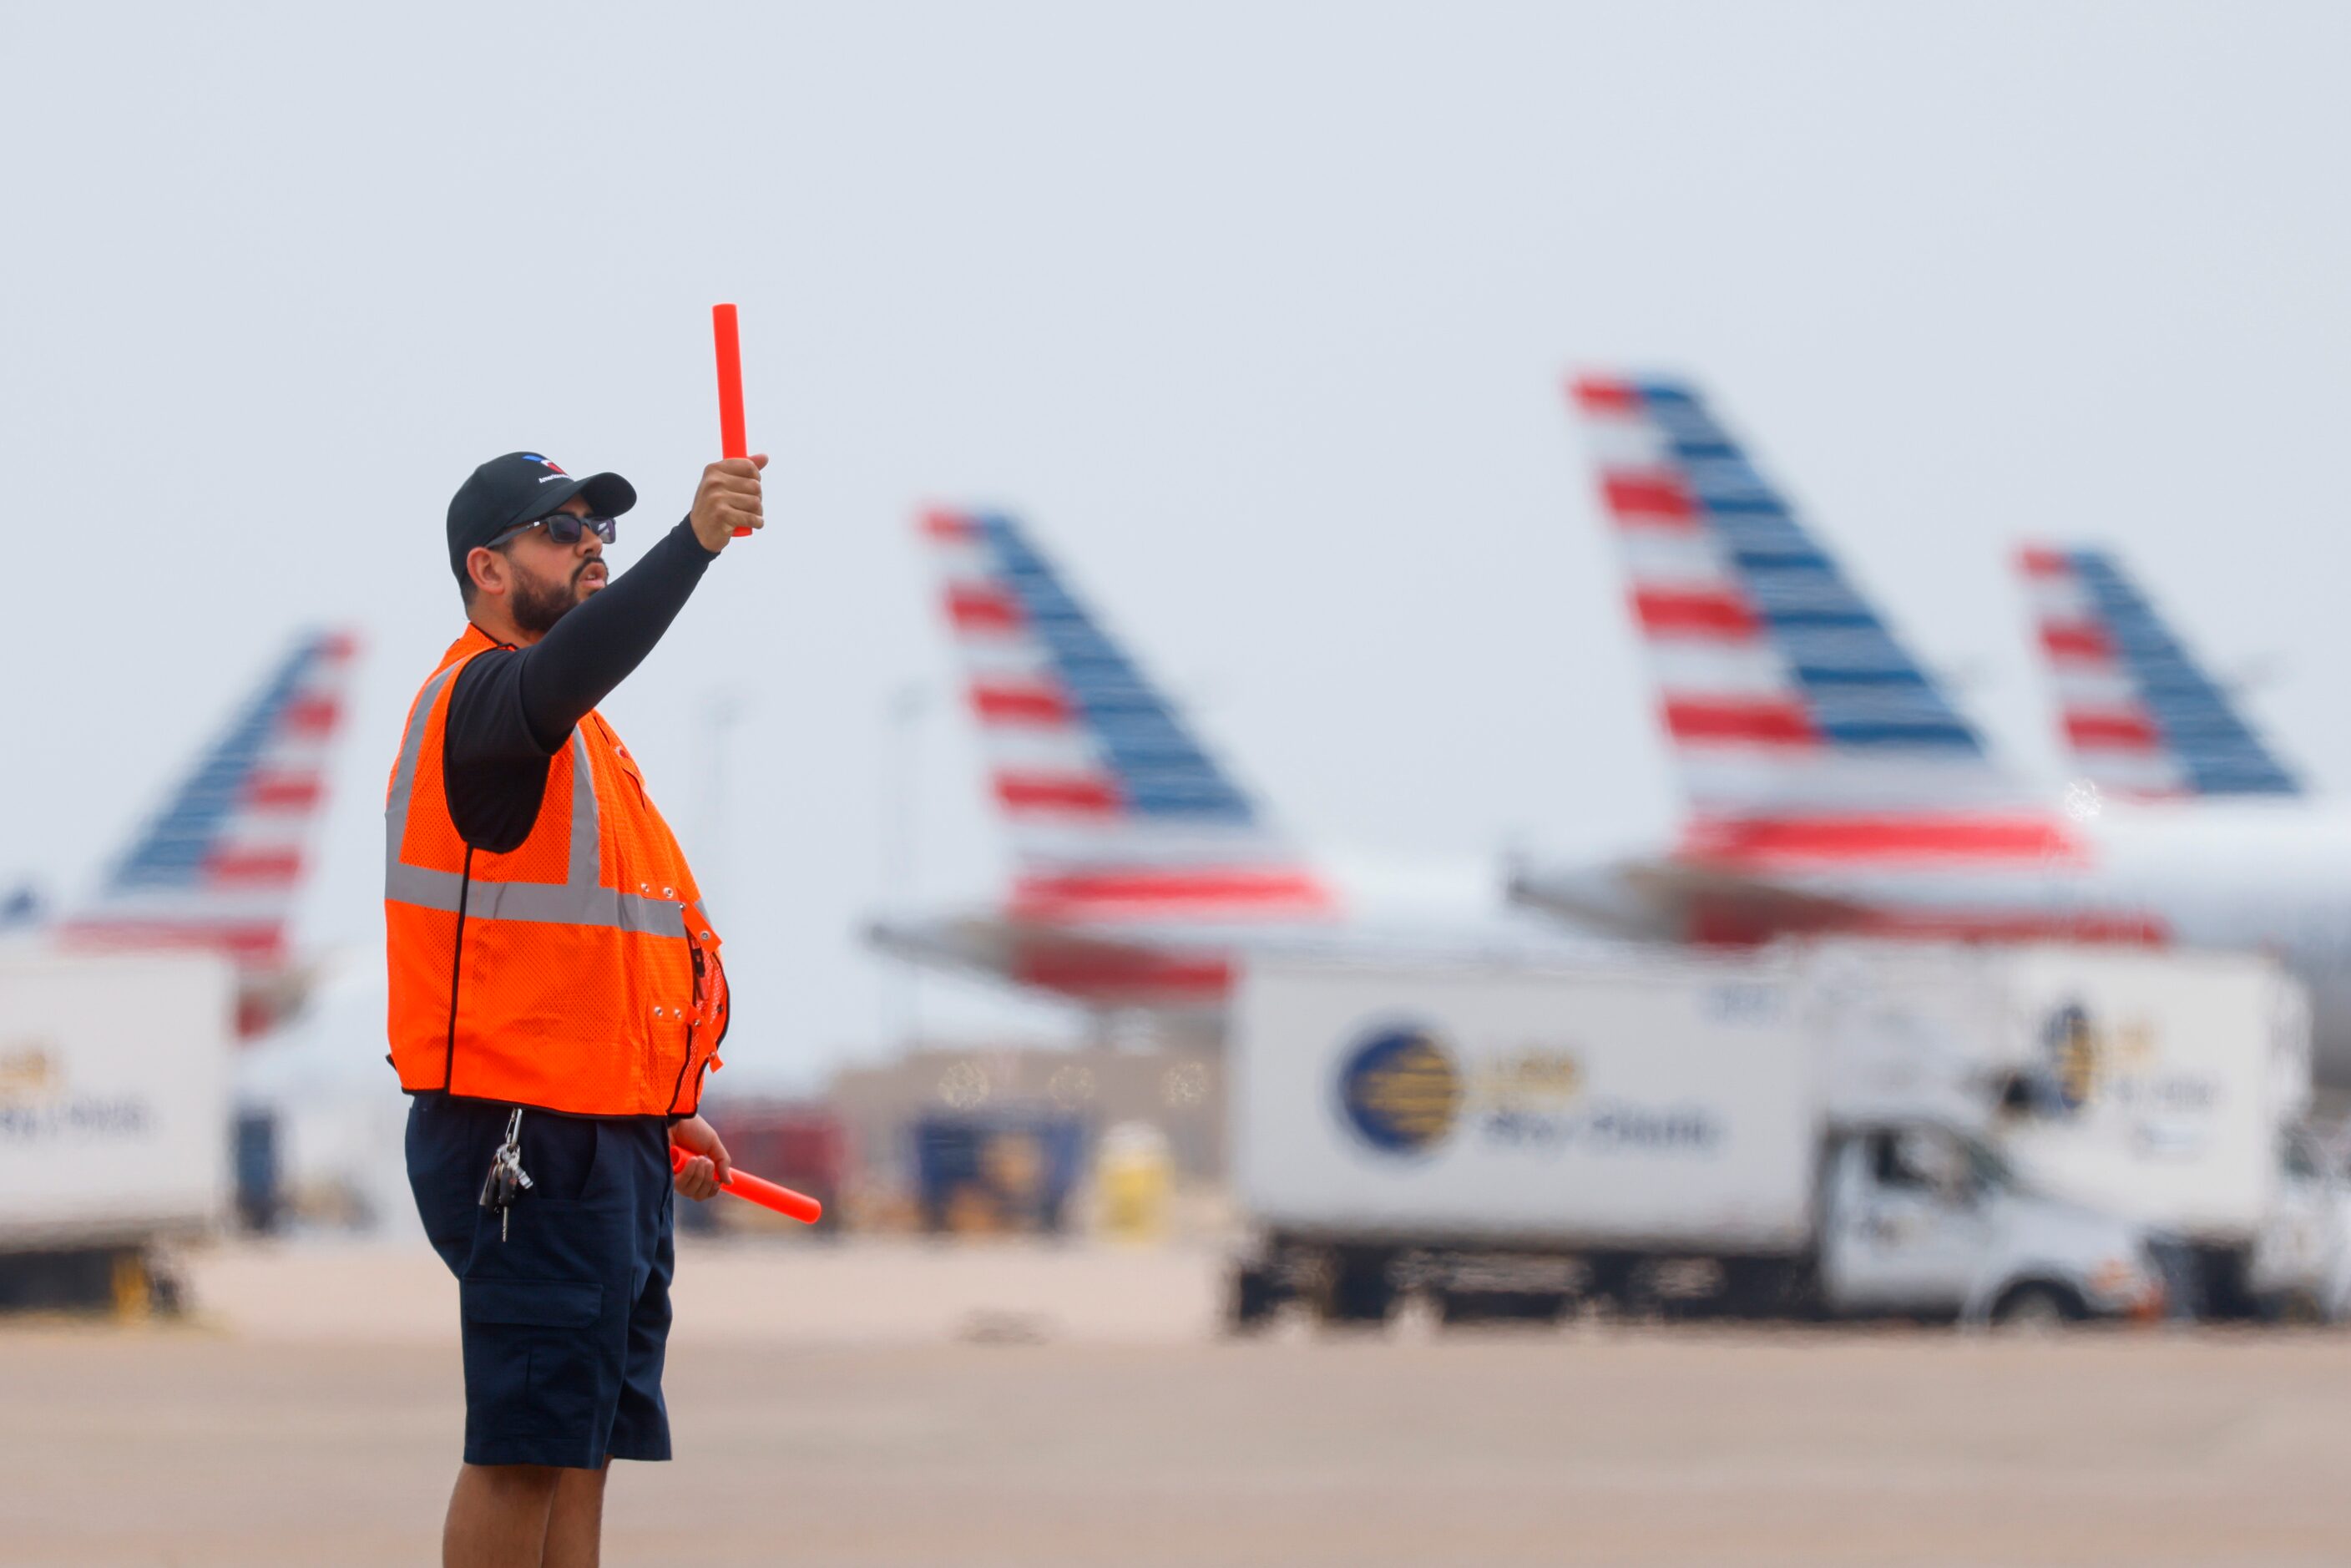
[1338,1025,1463,1154]
[2043,1002,2101,1113]
[0,1036,150,1143]
[1338,1028,1725,1159]
[0,1040,58,1104]
[2009,999,2213,1125]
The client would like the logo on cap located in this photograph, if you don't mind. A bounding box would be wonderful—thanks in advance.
[520,454,568,476]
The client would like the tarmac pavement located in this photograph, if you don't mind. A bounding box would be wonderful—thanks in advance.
[3,1238,2350,1566]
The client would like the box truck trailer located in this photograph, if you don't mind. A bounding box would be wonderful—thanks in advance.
[1230,952,2177,1329]
[0,953,235,1311]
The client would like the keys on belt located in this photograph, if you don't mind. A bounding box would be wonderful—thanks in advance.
[478,1107,533,1242]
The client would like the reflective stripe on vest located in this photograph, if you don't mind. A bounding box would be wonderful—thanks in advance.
[383,661,708,935]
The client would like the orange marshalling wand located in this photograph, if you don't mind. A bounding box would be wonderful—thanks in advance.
[670,1143,823,1224]
[711,302,751,536]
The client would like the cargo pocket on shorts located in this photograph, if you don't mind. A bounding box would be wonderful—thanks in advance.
[461,1277,606,1439]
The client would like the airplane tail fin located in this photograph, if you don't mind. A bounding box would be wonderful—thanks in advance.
[1570,376,2032,863]
[919,510,1332,923]
[2016,545,2298,800]
[58,628,361,1031]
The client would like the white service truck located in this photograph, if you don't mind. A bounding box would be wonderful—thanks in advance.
[1231,952,2173,1329]
[0,953,236,1312]
[1807,943,2313,1319]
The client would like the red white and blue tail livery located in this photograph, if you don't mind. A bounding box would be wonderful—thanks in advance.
[873,511,1577,1017]
[1520,375,2139,947]
[1579,373,2008,813]
[2017,544,2299,801]
[922,508,1332,925]
[1570,374,2074,882]
[54,628,359,1035]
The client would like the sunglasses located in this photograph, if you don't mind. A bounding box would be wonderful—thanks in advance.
[489,513,618,549]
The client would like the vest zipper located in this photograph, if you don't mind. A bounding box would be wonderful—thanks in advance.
[442,845,475,1092]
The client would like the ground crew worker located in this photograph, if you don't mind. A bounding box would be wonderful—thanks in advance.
[387,447,766,1568]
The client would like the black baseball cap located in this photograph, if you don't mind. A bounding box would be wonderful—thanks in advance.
[447,452,638,585]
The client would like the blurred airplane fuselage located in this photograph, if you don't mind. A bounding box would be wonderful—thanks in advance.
[1513,796,2351,1083]
[871,847,1594,1022]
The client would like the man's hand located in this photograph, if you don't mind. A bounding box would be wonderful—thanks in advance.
[671,1115,732,1201]
[690,454,768,553]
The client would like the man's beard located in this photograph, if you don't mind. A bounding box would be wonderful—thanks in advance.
[511,561,592,635]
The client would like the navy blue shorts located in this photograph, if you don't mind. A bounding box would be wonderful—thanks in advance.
[406,1093,675,1469]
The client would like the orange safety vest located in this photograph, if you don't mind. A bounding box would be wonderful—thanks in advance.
[384,625,729,1116]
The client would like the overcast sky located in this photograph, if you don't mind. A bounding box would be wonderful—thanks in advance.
[5,3,2348,1088]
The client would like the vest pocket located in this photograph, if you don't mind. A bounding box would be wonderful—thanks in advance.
[655,1000,695,1114]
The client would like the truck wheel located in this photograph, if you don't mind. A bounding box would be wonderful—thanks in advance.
[1230,1266,1282,1332]
[1437,1290,1567,1326]
[1322,1249,1395,1325]
[1581,1254,1642,1321]
[1719,1258,1802,1321]
[1992,1282,2081,1332]
[1620,1261,1703,1325]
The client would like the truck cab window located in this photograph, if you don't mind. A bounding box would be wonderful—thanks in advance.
[1870,1134,1926,1189]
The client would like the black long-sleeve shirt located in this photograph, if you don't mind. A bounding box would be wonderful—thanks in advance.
[444,518,717,851]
